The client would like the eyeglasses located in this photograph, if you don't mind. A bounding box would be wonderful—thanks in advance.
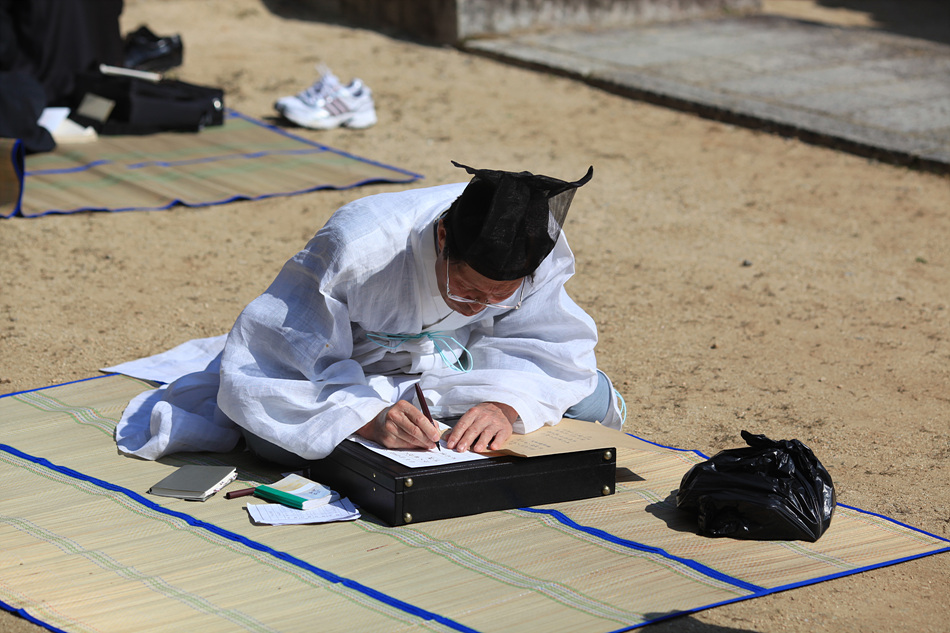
[445,258,524,310]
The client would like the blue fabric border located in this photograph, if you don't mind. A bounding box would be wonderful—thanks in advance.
[5,110,423,218]
[837,502,950,544]
[229,110,423,178]
[609,544,950,632]
[0,373,116,399]
[0,442,480,633]
[0,597,70,633]
[623,430,710,459]
[518,507,763,593]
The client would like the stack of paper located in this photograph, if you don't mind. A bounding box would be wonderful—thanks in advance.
[253,473,337,509]
[248,473,359,525]
[246,498,360,525]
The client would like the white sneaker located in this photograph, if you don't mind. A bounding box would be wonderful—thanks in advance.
[274,67,343,115]
[276,74,377,130]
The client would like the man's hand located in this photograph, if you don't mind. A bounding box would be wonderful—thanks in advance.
[446,402,516,453]
[357,400,441,450]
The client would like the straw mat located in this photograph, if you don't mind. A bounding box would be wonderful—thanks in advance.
[0,111,421,218]
[1,375,947,632]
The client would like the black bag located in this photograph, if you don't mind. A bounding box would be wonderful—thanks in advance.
[68,70,224,135]
[676,430,836,542]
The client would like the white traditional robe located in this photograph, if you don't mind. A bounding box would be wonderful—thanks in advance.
[115,182,602,460]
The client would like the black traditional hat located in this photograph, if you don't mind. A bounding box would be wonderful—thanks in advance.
[443,161,593,280]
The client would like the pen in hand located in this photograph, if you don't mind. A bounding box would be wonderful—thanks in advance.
[414,382,442,451]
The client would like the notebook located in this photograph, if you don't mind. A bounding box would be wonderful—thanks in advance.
[148,465,238,501]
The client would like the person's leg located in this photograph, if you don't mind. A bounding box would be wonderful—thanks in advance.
[242,429,314,469]
[27,0,124,105]
[564,370,625,429]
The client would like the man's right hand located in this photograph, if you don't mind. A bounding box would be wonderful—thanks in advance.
[356,400,441,450]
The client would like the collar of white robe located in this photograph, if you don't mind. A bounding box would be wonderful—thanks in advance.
[366,331,473,373]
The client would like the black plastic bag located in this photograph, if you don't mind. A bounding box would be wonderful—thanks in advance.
[676,430,836,542]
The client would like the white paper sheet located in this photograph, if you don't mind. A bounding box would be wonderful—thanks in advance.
[346,431,489,468]
[246,497,360,525]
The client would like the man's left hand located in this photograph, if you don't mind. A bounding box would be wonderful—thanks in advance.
[445,401,516,453]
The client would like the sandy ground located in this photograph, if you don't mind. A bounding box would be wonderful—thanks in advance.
[2,1,948,631]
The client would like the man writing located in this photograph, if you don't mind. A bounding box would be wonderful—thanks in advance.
[116,161,623,466]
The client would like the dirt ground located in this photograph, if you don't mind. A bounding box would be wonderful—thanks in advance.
[2,1,948,631]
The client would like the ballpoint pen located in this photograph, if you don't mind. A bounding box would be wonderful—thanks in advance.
[414,381,442,451]
[225,486,256,499]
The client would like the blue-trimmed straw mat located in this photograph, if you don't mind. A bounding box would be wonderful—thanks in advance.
[0,111,421,218]
[0,375,947,632]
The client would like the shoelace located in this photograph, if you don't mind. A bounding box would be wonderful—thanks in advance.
[366,331,473,373]
[298,75,340,106]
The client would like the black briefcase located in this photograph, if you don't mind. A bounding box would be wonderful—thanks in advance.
[68,70,224,135]
[308,440,617,526]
